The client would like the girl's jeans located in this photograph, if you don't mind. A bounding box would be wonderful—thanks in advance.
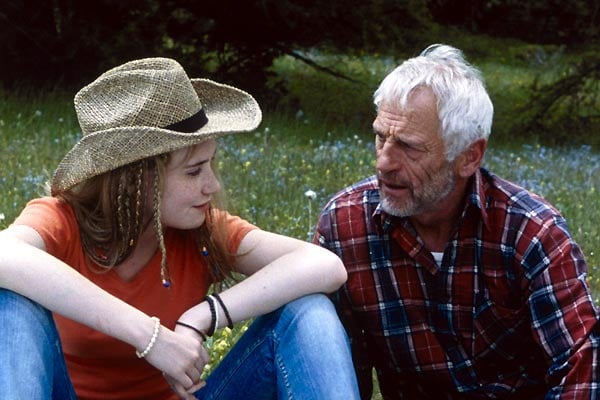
[0,289,360,399]
[0,289,77,399]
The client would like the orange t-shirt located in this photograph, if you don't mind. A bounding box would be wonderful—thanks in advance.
[14,197,256,400]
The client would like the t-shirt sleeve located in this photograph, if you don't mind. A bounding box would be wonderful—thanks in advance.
[223,212,258,254]
[12,197,80,263]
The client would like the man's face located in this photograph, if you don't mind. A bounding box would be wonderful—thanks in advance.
[374,89,457,217]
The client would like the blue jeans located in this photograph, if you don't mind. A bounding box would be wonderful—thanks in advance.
[195,294,360,400]
[0,289,359,399]
[0,289,77,399]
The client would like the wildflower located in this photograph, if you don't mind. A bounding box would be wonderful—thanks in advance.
[214,339,228,353]
[304,190,317,240]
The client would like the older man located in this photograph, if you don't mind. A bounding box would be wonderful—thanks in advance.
[315,44,599,399]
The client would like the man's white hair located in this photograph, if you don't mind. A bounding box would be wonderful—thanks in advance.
[373,44,494,161]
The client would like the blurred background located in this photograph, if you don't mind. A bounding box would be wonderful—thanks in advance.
[1,0,599,146]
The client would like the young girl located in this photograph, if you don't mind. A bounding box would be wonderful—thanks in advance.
[0,58,359,399]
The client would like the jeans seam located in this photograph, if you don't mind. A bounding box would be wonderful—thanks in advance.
[273,335,293,400]
[204,334,274,400]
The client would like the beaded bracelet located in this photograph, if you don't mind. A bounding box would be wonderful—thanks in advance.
[175,321,207,340]
[212,292,233,329]
[205,295,218,336]
[136,316,161,358]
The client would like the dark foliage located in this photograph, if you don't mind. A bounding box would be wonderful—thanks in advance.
[1,0,597,142]
[428,0,598,45]
[2,0,595,90]
[0,0,169,88]
[516,52,600,146]
[0,0,429,103]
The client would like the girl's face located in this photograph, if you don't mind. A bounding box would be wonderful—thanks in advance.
[160,139,221,230]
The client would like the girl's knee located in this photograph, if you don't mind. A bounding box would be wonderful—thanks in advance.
[0,289,55,336]
[285,293,335,315]
[283,294,343,331]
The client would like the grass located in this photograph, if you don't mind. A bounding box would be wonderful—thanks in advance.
[1,40,599,399]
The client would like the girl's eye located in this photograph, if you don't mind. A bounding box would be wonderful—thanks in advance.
[187,168,202,177]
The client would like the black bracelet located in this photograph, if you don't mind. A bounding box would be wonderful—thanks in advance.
[175,321,207,340]
[212,292,233,329]
[205,295,217,336]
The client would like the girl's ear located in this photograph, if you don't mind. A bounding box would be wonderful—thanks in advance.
[456,139,487,178]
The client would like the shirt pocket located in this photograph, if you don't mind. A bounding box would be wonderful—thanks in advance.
[470,292,531,379]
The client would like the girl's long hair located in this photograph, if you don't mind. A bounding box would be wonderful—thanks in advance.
[55,150,235,286]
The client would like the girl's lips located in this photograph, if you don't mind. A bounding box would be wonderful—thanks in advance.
[194,203,209,211]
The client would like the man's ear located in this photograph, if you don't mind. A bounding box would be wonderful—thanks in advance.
[456,139,487,178]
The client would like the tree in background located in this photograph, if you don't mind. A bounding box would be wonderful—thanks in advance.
[429,0,598,44]
[1,0,597,141]
[2,0,597,87]
[0,0,429,101]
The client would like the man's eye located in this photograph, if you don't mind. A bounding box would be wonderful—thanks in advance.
[187,168,201,176]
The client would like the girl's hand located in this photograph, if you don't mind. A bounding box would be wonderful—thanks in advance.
[166,374,206,400]
[142,324,209,397]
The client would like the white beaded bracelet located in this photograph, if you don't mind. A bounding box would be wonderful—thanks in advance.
[136,316,161,358]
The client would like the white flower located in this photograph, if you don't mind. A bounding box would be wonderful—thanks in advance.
[304,190,317,200]
[0,213,5,221]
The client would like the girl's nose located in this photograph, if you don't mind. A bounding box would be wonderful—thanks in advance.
[204,169,221,195]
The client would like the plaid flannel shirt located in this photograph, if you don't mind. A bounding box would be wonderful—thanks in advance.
[315,168,599,399]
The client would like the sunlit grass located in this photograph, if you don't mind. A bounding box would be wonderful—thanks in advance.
[0,90,78,224]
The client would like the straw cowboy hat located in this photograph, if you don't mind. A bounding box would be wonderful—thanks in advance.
[51,57,262,194]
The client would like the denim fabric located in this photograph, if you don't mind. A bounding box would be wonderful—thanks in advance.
[0,290,359,399]
[0,289,77,400]
[195,294,360,400]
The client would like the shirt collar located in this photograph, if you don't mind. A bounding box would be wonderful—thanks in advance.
[465,168,491,230]
[372,195,397,235]
[373,202,413,235]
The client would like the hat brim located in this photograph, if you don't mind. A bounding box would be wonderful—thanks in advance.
[51,79,261,193]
